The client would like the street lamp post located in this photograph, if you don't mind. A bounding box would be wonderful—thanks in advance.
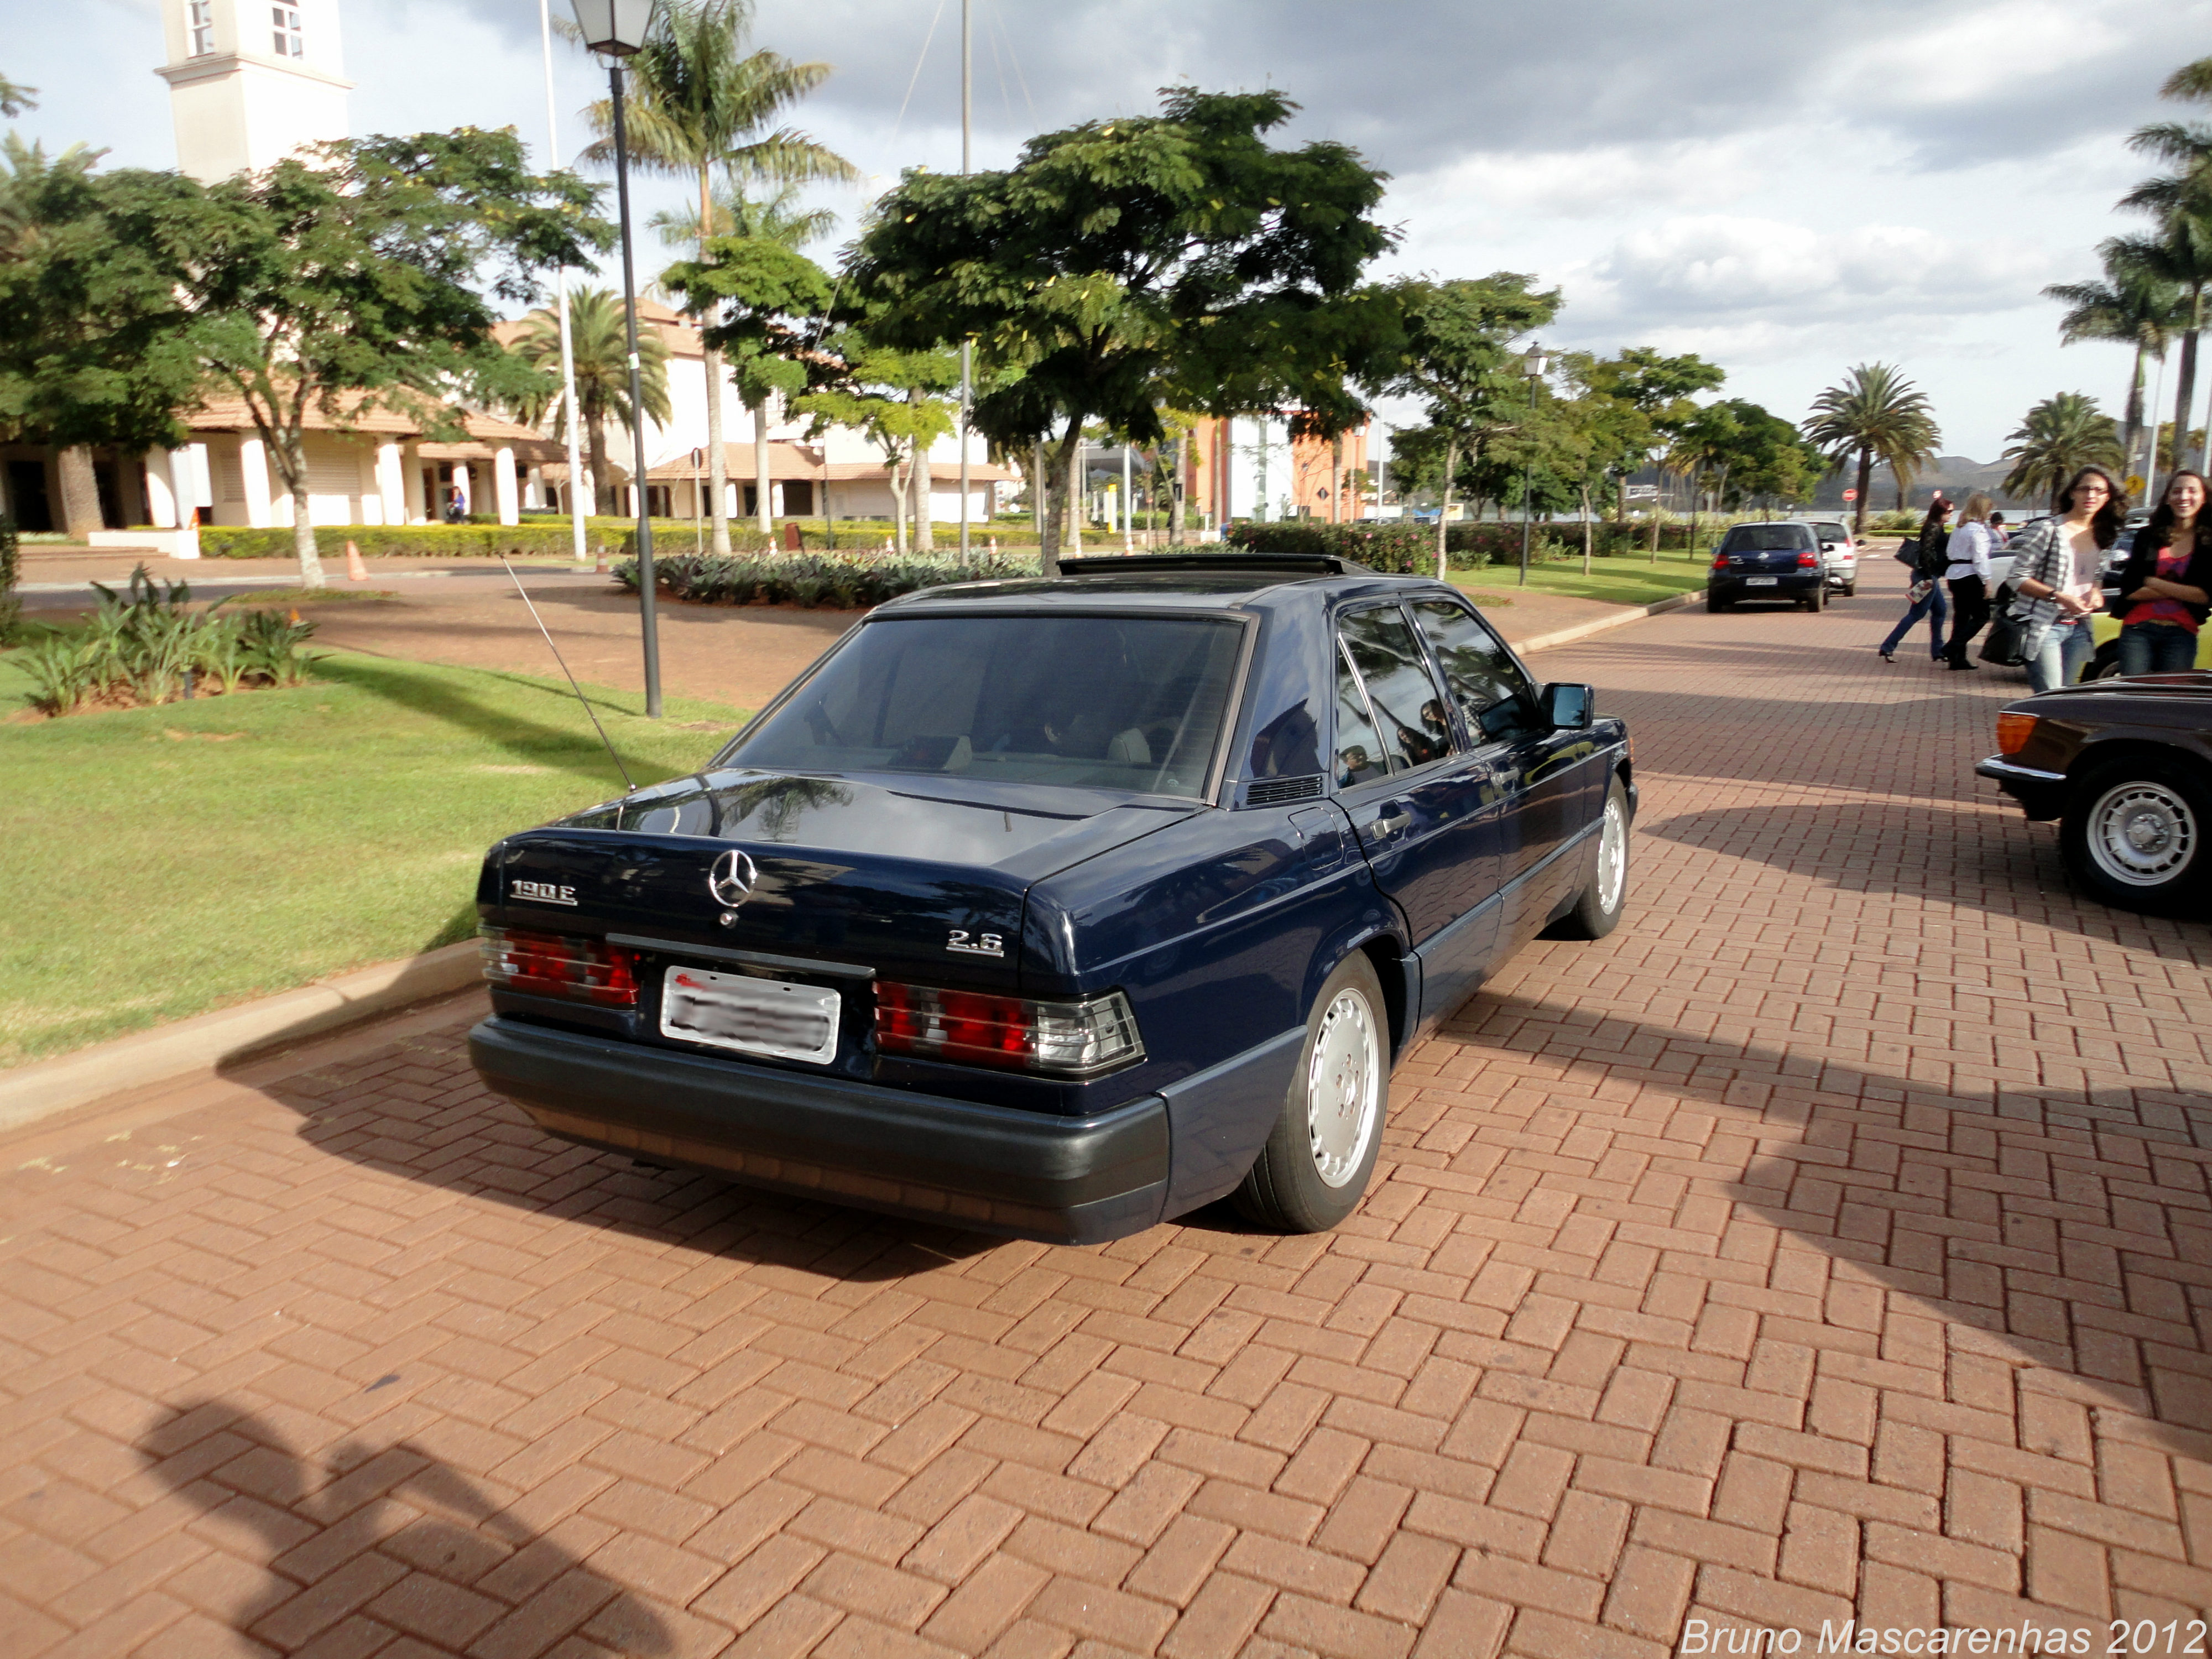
[1517,343,1548,588]
[572,0,662,719]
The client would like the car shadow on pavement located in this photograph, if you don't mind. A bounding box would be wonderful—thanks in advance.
[1640,801,2212,964]
[134,1398,674,1655]
[1434,988,2212,1460]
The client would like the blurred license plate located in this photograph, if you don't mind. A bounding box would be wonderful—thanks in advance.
[661,966,839,1064]
[1746,577,1779,586]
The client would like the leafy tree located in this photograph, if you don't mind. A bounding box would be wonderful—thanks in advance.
[1802,363,1940,534]
[1545,372,1648,572]
[1577,347,1724,554]
[187,130,609,583]
[1370,273,1559,577]
[0,137,210,537]
[2001,392,2125,509]
[793,331,958,554]
[2046,258,2180,478]
[844,88,1399,572]
[1724,404,1824,509]
[0,75,33,119]
[586,0,856,552]
[661,191,838,537]
[510,287,672,516]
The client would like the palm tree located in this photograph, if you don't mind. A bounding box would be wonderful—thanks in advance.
[584,0,856,549]
[2000,393,2125,509]
[512,289,672,517]
[2044,260,2179,482]
[1801,363,1940,534]
[2117,55,2212,474]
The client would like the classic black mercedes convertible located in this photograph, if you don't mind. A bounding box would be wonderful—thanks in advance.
[467,552,1635,1243]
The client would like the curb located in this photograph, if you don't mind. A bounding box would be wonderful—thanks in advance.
[0,942,483,1138]
[1512,590,1695,656]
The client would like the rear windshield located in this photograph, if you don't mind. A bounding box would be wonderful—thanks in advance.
[1721,524,1814,552]
[724,614,1244,797]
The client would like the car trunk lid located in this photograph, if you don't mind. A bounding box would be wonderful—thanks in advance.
[493,769,1198,988]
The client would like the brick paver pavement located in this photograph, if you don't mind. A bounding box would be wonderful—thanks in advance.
[5,591,2210,1658]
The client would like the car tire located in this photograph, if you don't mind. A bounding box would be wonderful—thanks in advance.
[1233,952,1389,1234]
[1706,593,1729,613]
[1554,774,1631,940]
[2060,758,2212,914]
[2086,640,2124,681]
[1843,582,1857,597]
[1804,584,1827,612]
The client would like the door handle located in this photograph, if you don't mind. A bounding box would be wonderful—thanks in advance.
[1373,802,1412,838]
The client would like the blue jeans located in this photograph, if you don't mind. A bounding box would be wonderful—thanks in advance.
[2023,618,2095,692]
[2117,622,2199,675]
[1879,582,1947,658]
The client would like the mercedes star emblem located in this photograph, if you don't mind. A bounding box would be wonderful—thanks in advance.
[707,848,758,909]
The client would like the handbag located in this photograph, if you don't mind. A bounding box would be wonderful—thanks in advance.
[1893,537,1921,568]
[1981,611,2028,666]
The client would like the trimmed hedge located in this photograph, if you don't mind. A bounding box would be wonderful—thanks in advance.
[619,551,1038,609]
[196,517,1114,560]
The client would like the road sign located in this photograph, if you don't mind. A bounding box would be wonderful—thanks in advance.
[1843,489,1858,502]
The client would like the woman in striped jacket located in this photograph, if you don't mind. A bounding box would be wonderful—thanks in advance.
[2005,467,2123,692]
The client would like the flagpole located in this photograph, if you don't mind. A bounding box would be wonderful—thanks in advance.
[957,0,972,560]
[540,0,589,562]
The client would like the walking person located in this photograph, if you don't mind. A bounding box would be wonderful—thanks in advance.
[2006,466,2124,692]
[1876,525,1950,664]
[2111,470,2210,676]
[1942,495,1995,670]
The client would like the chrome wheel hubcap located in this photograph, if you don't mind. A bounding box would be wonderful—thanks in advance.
[1306,990,1379,1188]
[1597,797,1627,914]
[2089,782,2195,887]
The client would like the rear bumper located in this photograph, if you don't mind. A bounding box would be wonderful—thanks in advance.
[1710,573,1824,601]
[468,1015,1170,1243]
[1974,755,2068,820]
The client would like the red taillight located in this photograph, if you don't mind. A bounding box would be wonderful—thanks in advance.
[1797,551,1818,567]
[479,928,639,1007]
[1712,555,1728,571]
[875,983,1144,1077]
[1996,712,2039,755]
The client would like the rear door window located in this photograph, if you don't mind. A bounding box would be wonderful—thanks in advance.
[1333,641,1389,787]
[1411,599,1536,741]
[1338,606,1454,774]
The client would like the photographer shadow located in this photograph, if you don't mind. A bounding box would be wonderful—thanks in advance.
[137,1399,672,1656]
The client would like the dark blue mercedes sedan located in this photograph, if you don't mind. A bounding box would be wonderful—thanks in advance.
[467,552,1634,1244]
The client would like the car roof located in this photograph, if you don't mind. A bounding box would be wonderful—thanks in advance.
[872,555,1459,617]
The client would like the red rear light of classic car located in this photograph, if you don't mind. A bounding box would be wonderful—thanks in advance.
[875,983,1144,1078]
[479,928,639,1007]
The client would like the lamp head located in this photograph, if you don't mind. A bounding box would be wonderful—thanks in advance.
[571,0,655,56]
[1521,344,1550,380]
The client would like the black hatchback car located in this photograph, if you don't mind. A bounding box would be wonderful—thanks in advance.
[1707,521,1829,612]
[468,554,1634,1243]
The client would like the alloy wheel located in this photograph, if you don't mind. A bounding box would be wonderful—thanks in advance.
[1306,990,1380,1188]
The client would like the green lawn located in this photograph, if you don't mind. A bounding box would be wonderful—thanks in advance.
[0,649,751,1069]
[1454,548,1712,609]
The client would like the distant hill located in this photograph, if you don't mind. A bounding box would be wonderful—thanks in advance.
[1809,456,2038,513]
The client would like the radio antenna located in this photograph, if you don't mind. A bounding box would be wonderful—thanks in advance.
[502,559,635,792]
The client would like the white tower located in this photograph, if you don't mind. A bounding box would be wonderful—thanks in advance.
[154,0,352,182]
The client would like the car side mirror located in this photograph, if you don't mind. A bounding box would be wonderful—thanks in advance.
[1541,682,1594,731]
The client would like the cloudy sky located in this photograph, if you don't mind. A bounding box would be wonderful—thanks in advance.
[18,0,2212,458]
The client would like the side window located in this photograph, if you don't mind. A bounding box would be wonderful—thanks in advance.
[1333,642,1388,789]
[1339,607,1453,773]
[1412,599,1536,740]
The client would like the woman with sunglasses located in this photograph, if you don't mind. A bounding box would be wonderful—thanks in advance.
[2006,467,2123,692]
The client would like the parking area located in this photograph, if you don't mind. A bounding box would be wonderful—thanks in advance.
[3,589,2209,1658]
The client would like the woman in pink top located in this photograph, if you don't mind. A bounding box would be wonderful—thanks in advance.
[2114,471,2211,676]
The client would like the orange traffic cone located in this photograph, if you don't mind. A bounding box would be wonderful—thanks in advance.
[345,539,368,582]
